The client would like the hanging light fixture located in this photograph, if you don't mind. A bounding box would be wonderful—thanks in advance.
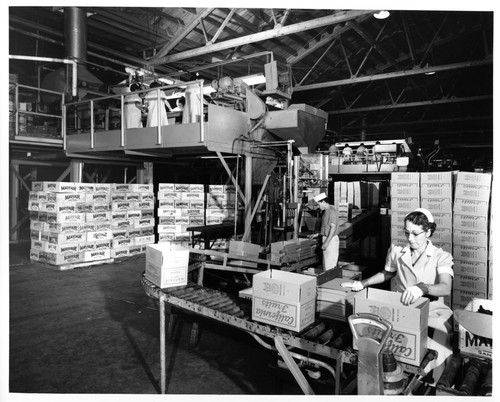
[424,63,436,75]
[373,10,390,20]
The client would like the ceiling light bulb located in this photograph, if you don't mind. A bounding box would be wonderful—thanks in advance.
[373,10,390,20]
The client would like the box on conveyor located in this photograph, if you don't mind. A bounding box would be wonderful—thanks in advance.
[252,269,317,332]
[145,242,190,288]
[454,298,492,359]
[353,287,429,366]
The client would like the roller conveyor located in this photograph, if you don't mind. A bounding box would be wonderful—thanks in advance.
[142,275,355,363]
[142,274,437,395]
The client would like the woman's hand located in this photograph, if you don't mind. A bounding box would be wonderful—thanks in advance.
[401,286,424,305]
[341,281,365,292]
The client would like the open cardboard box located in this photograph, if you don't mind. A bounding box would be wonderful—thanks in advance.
[454,298,492,359]
[353,287,429,366]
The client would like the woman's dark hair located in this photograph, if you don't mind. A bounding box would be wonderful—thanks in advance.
[404,211,437,236]
[149,81,162,88]
[130,83,141,92]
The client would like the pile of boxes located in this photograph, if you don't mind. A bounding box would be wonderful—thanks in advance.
[29,181,155,266]
[108,183,155,258]
[156,183,239,250]
[389,172,421,247]
[420,172,454,253]
[157,183,205,244]
[452,172,492,316]
[388,171,493,321]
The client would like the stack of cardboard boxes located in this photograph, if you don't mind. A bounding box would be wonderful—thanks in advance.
[389,172,420,247]
[451,172,492,317]
[156,183,205,245]
[420,172,454,254]
[109,183,155,258]
[29,181,155,266]
[206,184,238,252]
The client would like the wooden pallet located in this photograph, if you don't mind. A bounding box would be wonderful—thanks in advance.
[36,258,115,271]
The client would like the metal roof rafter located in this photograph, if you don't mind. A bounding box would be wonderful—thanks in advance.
[152,8,215,60]
[148,10,374,65]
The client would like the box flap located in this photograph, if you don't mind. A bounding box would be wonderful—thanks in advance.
[454,309,492,339]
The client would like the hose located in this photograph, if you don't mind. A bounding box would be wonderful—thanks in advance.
[248,332,336,381]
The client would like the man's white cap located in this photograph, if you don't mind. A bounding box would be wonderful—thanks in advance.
[313,192,327,202]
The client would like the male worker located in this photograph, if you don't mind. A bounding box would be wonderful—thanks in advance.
[311,192,340,270]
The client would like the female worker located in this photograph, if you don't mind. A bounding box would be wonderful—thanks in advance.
[347,208,454,383]
[144,81,173,127]
[124,83,143,129]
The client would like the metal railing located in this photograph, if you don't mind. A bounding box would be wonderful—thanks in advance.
[9,82,65,140]
[62,80,206,150]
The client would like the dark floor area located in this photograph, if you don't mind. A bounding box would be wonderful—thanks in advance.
[7,242,312,400]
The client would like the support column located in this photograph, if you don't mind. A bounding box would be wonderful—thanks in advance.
[69,161,83,182]
[10,163,20,242]
[137,162,154,184]
[244,155,253,241]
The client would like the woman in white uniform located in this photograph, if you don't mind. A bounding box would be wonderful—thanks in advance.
[124,83,143,129]
[145,81,172,127]
[347,208,454,383]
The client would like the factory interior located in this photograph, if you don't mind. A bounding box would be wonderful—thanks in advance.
[5,4,496,400]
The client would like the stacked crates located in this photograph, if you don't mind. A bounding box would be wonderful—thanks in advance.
[206,184,238,251]
[389,172,420,247]
[109,183,155,258]
[420,172,454,254]
[451,172,492,315]
[29,181,155,266]
[157,183,205,245]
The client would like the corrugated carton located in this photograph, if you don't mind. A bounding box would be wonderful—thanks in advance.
[454,298,492,359]
[353,288,429,365]
[145,242,190,288]
[252,269,317,332]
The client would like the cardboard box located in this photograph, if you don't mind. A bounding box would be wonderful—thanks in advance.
[455,172,492,187]
[229,240,261,257]
[453,198,489,217]
[353,288,429,365]
[86,230,113,242]
[390,197,420,212]
[420,197,453,213]
[391,183,420,198]
[453,259,488,278]
[420,171,453,184]
[431,213,453,229]
[453,274,487,293]
[83,249,111,262]
[454,298,492,359]
[145,242,190,288]
[47,192,85,203]
[158,183,175,192]
[420,183,452,198]
[452,289,487,306]
[252,269,317,332]
[455,183,491,201]
[111,183,131,192]
[453,229,488,247]
[391,172,420,183]
[145,261,188,288]
[453,214,489,231]
[453,244,488,262]
[44,182,78,193]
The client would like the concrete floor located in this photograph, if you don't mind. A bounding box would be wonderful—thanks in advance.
[7,242,311,401]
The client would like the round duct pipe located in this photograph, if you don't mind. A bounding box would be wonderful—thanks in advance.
[64,7,87,62]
